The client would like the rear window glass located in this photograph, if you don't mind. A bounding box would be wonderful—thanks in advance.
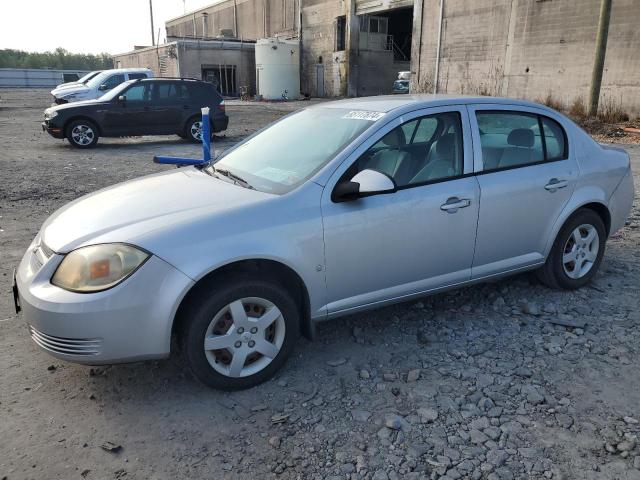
[541,117,567,160]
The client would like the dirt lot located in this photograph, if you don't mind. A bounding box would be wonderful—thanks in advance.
[1,89,639,480]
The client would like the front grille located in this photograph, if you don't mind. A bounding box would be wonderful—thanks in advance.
[29,242,53,273]
[29,326,101,356]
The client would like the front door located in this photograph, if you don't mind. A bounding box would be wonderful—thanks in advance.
[101,83,153,136]
[321,107,480,315]
[468,106,579,278]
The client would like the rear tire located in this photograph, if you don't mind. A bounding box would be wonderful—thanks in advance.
[184,116,211,143]
[536,208,606,290]
[66,119,99,148]
[178,275,300,390]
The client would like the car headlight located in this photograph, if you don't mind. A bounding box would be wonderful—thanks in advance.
[44,110,58,120]
[51,243,149,293]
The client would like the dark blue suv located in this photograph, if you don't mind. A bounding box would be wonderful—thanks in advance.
[42,78,228,148]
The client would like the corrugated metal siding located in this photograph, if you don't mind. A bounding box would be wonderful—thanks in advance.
[0,68,90,88]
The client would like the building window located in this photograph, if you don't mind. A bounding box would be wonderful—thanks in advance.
[335,16,346,51]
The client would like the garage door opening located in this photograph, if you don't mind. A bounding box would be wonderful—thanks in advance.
[356,6,413,96]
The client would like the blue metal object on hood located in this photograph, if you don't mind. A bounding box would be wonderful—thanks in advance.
[154,107,212,166]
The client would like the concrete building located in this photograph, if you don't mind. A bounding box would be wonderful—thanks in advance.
[411,0,640,114]
[114,0,640,114]
[113,40,255,96]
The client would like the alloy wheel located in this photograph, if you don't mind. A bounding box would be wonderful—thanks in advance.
[71,124,95,146]
[562,224,599,279]
[203,297,285,378]
[190,121,203,141]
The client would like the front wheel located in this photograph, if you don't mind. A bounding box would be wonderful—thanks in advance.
[536,208,606,289]
[179,276,300,390]
[66,119,99,148]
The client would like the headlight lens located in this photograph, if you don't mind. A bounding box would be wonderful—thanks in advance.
[52,244,149,293]
[44,110,58,120]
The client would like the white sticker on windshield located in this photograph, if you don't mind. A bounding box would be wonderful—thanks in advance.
[343,110,386,121]
[256,166,300,185]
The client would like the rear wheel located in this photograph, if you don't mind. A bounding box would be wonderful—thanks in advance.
[184,116,211,143]
[66,119,99,148]
[179,276,300,390]
[536,209,606,289]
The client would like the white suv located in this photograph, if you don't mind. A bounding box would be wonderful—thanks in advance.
[51,68,153,104]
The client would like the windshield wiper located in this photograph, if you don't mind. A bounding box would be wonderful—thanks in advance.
[214,167,255,189]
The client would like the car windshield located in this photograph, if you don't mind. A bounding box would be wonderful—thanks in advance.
[98,80,136,100]
[85,71,113,88]
[211,107,378,194]
[78,71,99,84]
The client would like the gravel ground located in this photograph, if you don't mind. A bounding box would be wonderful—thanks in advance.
[1,89,639,480]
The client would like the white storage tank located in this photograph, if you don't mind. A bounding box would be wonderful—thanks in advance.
[255,37,300,100]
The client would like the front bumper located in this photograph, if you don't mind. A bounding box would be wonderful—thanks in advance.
[42,120,64,139]
[15,243,194,365]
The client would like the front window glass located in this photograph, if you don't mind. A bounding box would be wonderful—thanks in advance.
[102,74,125,90]
[476,112,543,171]
[122,83,151,101]
[211,108,375,194]
[347,111,463,187]
[86,71,111,88]
[98,80,136,100]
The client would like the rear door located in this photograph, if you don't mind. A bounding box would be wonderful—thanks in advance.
[468,105,578,278]
[149,82,191,134]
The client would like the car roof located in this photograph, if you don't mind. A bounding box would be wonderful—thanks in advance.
[100,68,152,74]
[317,94,552,114]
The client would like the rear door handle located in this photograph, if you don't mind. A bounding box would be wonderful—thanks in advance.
[545,178,568,191]
[440,197,471,213]
[183,105,191,109]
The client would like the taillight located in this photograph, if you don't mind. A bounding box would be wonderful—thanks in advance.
[219,100,225,112]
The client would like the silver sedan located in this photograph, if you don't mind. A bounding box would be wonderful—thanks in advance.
[14,95,634,390]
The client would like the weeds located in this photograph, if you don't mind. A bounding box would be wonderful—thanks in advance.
[597,96,629,123]
[539,93,564,112]
[568,97,587,119]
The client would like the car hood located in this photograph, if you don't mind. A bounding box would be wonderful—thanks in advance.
[51,84,91,98]
[47,98,106,114]
[41,167,274,253]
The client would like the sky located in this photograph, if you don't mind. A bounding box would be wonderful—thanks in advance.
[0,0,217,55]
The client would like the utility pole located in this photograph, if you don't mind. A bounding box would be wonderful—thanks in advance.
[588,0,612,117]
[149,0,156,46]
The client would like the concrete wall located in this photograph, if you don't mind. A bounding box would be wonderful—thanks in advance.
[113,44,180,77]
[177,41,256,94]
[113,40,256,95]
[411,0,640,114]
[166,0,299,41]
[300,0,345,97]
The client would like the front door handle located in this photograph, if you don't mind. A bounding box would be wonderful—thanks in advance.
[440,197,471,213]
[545,178,568,191]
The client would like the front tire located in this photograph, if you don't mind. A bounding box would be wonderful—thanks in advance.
[178,276,300,390]
[66,119,99,148]
[536,208,606,289]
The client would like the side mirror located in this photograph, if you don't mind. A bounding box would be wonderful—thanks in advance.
[117,95,126,103]
[98,84,109,91]
[332,169,396,202]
